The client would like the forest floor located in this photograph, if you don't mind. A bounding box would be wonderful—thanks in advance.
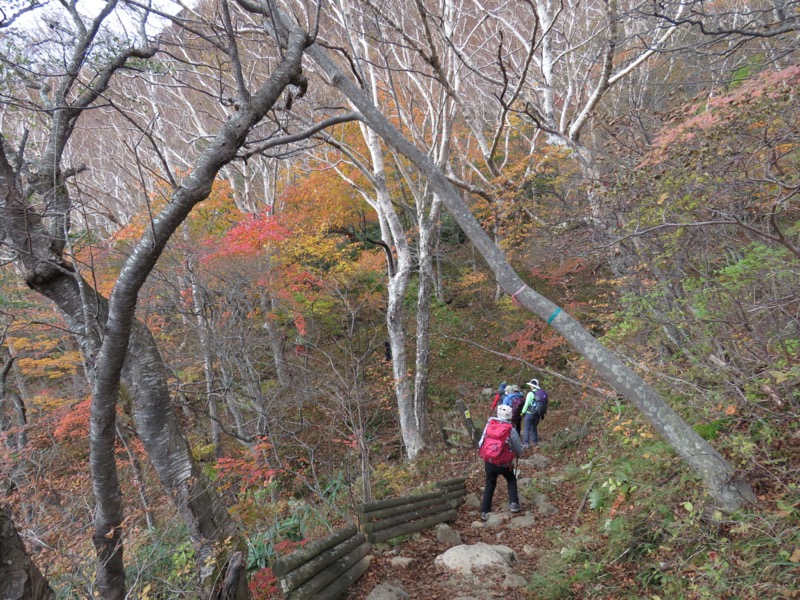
[347,404,589,599]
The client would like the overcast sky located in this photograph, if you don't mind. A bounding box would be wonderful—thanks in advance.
[3,0,187,37]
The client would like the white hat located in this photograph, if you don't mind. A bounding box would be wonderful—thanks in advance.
[497,405,512,420]
[527,378,540,389]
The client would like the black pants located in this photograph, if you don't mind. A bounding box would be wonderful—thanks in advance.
[481,461,519,513]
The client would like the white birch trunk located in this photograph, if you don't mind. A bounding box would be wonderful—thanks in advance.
[361,64,427,459]
[297,35,756,512]
[263,292,291,387]
[184,225,222,457]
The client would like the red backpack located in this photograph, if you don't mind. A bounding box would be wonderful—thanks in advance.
[479,419,515,466]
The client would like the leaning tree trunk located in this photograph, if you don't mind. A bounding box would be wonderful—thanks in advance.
[0,143,241,598]
[298,33,756,513]
[90,26,308,596]
[1,24,311,597]
[0,506,55,600]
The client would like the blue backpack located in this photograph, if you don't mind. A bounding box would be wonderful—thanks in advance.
[503,392,525,421]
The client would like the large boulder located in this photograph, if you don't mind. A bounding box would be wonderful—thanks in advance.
[434,542,513,575]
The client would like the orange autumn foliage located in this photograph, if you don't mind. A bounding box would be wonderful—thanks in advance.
[53,397,92,441]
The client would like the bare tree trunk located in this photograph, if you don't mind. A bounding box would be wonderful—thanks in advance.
[1,22,310,596]
[298,35,756,512]
[262,292,290,386]
[184,226,222,457]
[241,365,282,503]
[0,506,55,600]
[0,144,127,597]
[386,280,422,458]
[92,23,312,579]
[434,232,445,304]
[412,197,443,448]
[314,4,431,460]
[115,420,155,531]
[413,244,434,447]
[360,435,372,503]
[362,122,425,459]
[0,357,26,450]
[217,361,250,443]
[3,346,29,448]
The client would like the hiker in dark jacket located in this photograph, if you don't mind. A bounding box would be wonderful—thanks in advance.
[478,404,523,520]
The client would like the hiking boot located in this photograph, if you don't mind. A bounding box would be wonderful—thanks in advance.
[522,444,530,450]
[480,512,489,521]
[510,503,521,513]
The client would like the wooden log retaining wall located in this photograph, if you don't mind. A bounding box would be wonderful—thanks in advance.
[435,476,468,507]
[357,477,467,544]
[268,476,469,597]
[272,524,371,600]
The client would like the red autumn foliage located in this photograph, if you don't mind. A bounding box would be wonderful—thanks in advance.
[215,439,277,494]
[205,210,291,260]
[642,65,800,167]
[53,398,92,441]
[248,567,279,599]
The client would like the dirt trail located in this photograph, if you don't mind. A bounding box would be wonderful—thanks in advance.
[347,405,588,599]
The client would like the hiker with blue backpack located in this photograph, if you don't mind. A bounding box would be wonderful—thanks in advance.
[478,404,523,520]
[522,378,548,449]
[501,384,525,435]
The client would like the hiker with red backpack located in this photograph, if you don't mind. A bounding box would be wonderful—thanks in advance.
[478,404,523,520]
[522,378,548,449]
